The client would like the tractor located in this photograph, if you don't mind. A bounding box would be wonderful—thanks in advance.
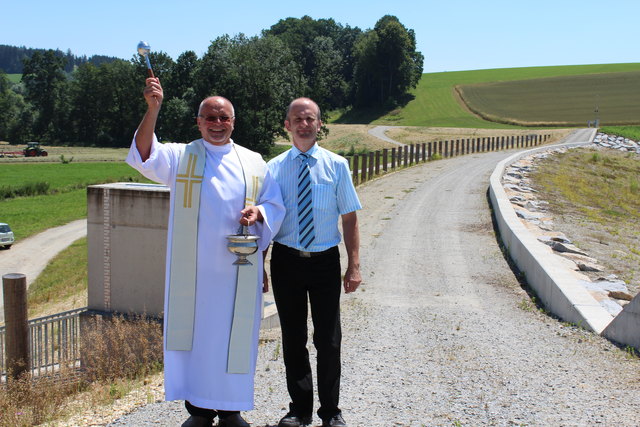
[23,142,48,157]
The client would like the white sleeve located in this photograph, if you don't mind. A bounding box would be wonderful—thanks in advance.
[254,169,286,251]
[125,133,182,186]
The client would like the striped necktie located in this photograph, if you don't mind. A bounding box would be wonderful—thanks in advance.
[297,153,315,249]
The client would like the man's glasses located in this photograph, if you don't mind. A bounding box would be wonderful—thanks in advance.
[198,115,234,123]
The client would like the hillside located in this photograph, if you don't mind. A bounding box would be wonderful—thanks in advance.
[366,63,640,128]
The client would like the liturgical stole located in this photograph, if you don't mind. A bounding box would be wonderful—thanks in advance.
[166,140,265,371]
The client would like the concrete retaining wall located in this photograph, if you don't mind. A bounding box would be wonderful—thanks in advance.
[488,142,614,334]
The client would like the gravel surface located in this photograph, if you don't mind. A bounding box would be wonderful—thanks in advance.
[108,149,640,427]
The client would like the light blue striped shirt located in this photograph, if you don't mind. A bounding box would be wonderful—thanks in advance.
[267,144,362,252]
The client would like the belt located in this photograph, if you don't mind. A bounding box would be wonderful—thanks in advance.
[274,242,335,258]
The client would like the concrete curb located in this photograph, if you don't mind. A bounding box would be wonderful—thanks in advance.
[260,299,280,330]
[488,130,615,334]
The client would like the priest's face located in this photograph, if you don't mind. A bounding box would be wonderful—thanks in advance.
[197,97,235,146]
[285,98,322,153]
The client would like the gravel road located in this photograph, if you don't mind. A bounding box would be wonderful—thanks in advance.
[107,148,640,427]
[0,219,86,322]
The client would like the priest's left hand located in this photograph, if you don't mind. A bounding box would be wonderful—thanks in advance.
[240,206,263,227]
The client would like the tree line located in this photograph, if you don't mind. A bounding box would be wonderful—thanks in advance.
[0,15,423,154]
[0,44,119,74]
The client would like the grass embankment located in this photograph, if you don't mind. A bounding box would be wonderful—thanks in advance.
[27,238,88,318]
[530,148,640,289]
[600,125,640,141]
[337,63,640,127]
[457,71,640,126]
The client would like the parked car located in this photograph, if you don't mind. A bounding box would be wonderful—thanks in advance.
[0,223,15,249]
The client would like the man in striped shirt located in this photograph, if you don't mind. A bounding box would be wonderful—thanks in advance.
[266,98,362,427]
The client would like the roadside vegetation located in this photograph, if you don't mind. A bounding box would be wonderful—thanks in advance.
[0,315,162,427]
[530,148,640,291]
[600,125,640,141]
[26,238,88,319]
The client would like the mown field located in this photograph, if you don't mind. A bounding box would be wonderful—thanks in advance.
[457,71,640,126]
[368,63,640,127]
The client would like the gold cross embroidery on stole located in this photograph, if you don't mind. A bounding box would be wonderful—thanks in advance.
[176,153,203,208]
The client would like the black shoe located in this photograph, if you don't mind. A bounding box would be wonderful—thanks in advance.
[278,412,313,427]
[322,413,347,427]
[218,413,250,427]
[182,415,214,427]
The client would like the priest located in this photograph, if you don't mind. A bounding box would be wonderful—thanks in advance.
[126,77,285,427]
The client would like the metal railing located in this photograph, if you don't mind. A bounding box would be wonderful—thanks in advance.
[0,307,87,378]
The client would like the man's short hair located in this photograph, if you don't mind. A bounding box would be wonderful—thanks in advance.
[286,98,321,121]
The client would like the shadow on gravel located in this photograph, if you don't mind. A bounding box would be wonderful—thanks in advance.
[485,188,562,319]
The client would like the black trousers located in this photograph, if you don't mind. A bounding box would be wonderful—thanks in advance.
[271,242,342,421]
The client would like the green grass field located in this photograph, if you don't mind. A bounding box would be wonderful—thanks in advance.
[365,63,640,127]
[0,162,143,191]
[600,126,640,141]
[0,162,148,239]
[6,73,21,83]
[457,71,640,126]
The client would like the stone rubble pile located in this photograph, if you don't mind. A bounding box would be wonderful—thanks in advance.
[593,132,640,153]
[502,144,636,318]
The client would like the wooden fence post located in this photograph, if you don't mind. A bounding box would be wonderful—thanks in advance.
[3,273,30,380]
[375,150,380,175]
[352,154,358,185]
[383,149,388,172]
[391,147,396,169]
[360,153,367,183]
[368,152,374,180]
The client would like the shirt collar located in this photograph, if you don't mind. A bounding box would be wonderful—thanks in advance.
[290,143,319,161]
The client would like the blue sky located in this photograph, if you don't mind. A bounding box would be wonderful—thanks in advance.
[2,0,637,73]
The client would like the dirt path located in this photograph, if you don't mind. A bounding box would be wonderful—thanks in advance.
[0,219,86,322]
[368,126,404,146]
